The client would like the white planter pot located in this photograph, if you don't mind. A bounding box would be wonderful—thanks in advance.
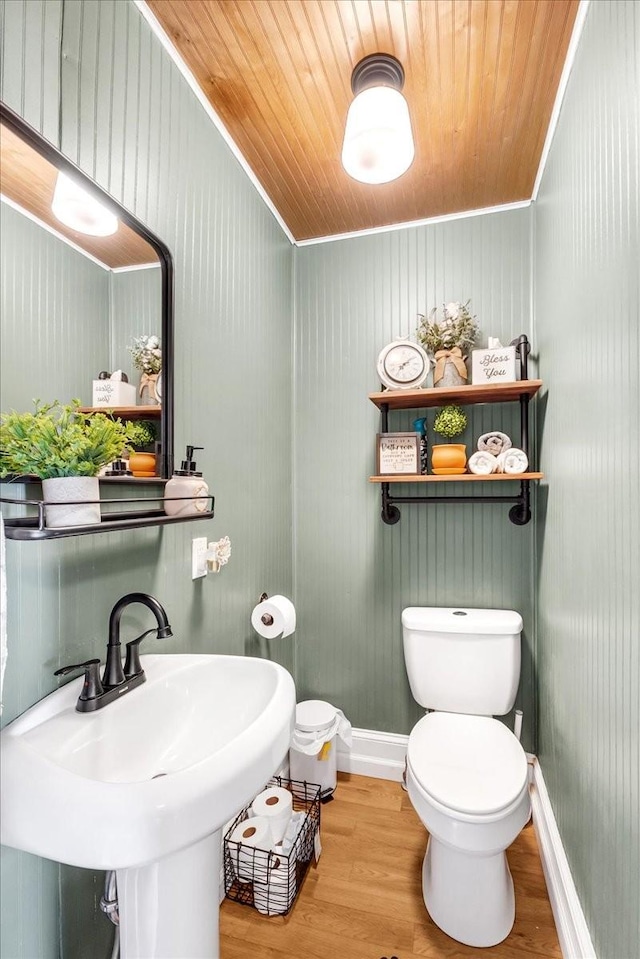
[42,476,101,528]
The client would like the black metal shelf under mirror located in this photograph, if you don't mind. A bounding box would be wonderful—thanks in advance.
[0,100,175,506]
[0,481,214,541]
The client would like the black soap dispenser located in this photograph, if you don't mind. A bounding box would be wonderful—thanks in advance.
[163,445,210,517]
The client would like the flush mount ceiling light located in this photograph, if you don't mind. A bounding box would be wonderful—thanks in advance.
[51,171,118,236]
[341,53,415,185]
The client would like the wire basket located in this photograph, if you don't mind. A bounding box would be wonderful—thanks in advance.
[223,777,321,917]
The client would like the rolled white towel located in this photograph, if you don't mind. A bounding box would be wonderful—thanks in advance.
[497,448,529,474]
[467,451,499,475]
[478,431,512,456]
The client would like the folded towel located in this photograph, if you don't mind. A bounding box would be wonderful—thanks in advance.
[468,451,499,475]
[497,448,529,474]
[478,431,512,456]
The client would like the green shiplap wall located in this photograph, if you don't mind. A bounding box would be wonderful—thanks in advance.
[109,266,162,384]
[0,202,110,410]
[534,2,639,957]
[0,2,293,958]
[294,210,535,746]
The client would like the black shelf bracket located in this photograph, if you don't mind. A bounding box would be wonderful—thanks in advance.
[378,334,535,527]
[381,480,532,526]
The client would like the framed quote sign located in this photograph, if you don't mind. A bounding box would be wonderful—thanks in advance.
[376,432,420,475]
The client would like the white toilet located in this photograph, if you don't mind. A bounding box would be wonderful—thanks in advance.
[402,606,531,948]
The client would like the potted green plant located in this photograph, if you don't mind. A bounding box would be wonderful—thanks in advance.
[0,400,132,527]
[128,334,162,405]
[126,420,158,477]
[417,301,479,387]
[432,405,468,473]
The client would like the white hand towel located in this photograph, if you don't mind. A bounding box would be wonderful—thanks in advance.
[477,431,512,456]
[468,451,499,475]
[497,448,529,474]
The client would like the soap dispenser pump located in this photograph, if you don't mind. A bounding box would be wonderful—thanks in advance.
[164,445,210,516]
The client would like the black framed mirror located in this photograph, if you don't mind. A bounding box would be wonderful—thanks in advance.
[0,101,174,480]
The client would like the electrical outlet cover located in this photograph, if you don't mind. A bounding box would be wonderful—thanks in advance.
[191,537,207,579]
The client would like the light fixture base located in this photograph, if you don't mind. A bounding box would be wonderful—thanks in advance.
[351,53,405,95]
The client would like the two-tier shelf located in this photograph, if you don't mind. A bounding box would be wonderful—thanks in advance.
[369,335,543,526]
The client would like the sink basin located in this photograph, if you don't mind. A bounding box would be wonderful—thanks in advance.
[0,654,296,870]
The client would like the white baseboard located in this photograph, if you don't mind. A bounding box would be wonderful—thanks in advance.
[530,758,596,959]
[338,727,408,782]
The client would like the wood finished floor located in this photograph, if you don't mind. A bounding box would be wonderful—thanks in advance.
[220,772,562,959]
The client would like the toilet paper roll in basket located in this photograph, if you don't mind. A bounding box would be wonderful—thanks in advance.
[251,595,296,640]
[227,816,274,883]
[253,856,296,916]
[251,785,293,844]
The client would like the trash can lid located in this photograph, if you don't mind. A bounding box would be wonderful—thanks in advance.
[295,700,338,732]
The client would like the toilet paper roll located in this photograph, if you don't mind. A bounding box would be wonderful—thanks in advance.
[227,816,274,883]
[251,786,293,844]
[251,595,296,640]
[253,856,296,916]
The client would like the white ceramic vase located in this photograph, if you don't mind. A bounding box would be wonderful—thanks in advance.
[42,476,101,528]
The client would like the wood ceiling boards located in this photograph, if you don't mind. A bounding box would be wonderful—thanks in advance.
[148,0,580,241]
[0,125,158,269]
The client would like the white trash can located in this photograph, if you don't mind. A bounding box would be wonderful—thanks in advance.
[289,700,350,798]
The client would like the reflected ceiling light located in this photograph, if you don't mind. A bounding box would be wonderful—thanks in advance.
[341,53,415,185]
[51,172,118,236]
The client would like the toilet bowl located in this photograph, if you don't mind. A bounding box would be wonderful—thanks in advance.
[407,711,530,947]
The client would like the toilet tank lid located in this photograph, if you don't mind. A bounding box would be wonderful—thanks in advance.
[401,607,523,635]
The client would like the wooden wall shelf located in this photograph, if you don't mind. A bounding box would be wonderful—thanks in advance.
[370,472,544,484]
[79,406,161,419]
[369,380,542,411]
[370,335,541,526]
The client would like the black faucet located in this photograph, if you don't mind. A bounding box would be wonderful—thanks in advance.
[54,593,173,712]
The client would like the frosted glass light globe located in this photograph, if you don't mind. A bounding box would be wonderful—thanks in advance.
[341,85,415,185]
[52,172,118,236]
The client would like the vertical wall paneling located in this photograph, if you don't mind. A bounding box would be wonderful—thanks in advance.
[294,210,535,743]
[0,202,110,411]
[0,2,293,956]
[534,2,639,957]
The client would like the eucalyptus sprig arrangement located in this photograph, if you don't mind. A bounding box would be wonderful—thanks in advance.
[0,400,133,479]
[433,405,467,442]
[417,300,479,355]
[128,334,162,374]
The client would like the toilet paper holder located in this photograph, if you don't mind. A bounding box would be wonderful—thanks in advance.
[258,592,273,626]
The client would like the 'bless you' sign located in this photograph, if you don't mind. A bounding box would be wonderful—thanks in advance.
[472,345,517,384]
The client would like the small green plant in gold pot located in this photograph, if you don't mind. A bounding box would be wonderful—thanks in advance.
[431,405,468,474]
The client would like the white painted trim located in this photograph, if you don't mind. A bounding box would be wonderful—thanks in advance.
[1,193,110,270]
[296,200,532,247]
[111,261,161,274]
[337,727,408,782]
[133,0,295,246]
[530,758,597,959]
[532,0,591,201]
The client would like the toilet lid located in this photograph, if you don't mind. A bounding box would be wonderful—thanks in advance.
[407,713,528,816]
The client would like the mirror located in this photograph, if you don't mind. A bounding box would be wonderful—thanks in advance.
[0,101,174,479]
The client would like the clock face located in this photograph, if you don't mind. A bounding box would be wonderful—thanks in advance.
[377,340,428,390]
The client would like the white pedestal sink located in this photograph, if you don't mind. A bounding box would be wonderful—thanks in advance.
[0,654,296,958]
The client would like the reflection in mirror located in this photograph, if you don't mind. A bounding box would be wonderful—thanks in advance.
[0,102,173,479]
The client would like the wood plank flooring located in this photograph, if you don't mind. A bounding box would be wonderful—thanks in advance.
[220,773,562,959]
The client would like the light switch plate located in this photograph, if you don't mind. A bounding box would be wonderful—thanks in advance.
[192,537,207,579]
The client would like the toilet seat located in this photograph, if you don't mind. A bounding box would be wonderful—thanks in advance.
[407,712,528,816]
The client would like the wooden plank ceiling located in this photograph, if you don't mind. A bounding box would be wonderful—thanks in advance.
[148,0,580,241]
[0,124,158,269]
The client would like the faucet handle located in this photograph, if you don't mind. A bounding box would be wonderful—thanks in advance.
[54,659,104,702]
[123,628,156,679]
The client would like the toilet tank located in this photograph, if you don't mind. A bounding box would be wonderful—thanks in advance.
[402,607,523,716]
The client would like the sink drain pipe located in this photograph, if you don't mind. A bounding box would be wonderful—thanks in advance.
[100,871,120,959]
